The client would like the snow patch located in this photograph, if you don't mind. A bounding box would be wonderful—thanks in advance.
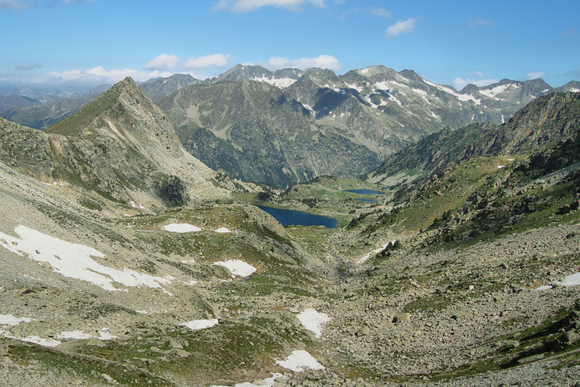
[0,329,61,347]
[358,241,397,265]
[423,80,481,105]
[536,271,580,291]
[570,88,580,93]
[276,350,325,372]
[57,330,94,340]
[215,227,231,233]
[296,309,331,339]
[164,223,202,233]
[214,259,256,277]
[181,319,219,331]
[0,314,33,326]
[20,336,61,347]
[0,226,172,293]
[252,77,297,88]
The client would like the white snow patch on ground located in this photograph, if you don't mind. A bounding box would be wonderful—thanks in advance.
[164,223,202,233]
[479,84,513,99]
[276,350,325,372]
[20,336,61,347]
[252,77,297,88]
[536,272,580,291]
[389,94,403,107]
[181,319,219,331]
[301,103,315,115]
[57,330,94,340]
[98,330,117,340]
[296,309,331,339]
[214,259,256,277]
[215,227,231,233]
[0,314,33,326]
[498,165,505,169]
[0,226,172,293]
[423,80,481,105]
[55,330,116,341]
[344,83,363,92]
[412,88,428,97]
[358,241,397,265]
[0,329,61,347]
[570,88,580,93]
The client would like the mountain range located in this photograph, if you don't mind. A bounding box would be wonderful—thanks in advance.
[1,65,579,188]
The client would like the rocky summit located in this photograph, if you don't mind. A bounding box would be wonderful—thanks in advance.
[0,77,580,387]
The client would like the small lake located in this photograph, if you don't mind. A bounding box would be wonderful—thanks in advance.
[257,206,338,229]
[344,189,384,195]
[357,198,377,203]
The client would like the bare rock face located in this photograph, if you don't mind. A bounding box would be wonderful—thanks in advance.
[0,118,55,182]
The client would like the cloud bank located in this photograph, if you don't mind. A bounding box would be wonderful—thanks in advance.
[385,18,417,38]
[523,71,547,81]
[452,76,498,90]
[252,55,341,71]
[49,66,172,85]
[144,53,231,74]
[212,0,325,13]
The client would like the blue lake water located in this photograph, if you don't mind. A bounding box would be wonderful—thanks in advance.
[357,198,377,203]
[257,206,338,229]
[344,189,384,195]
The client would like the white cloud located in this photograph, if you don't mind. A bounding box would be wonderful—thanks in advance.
[523,71,547,81]
[453,77,498,90]
[144,54,180,71]
[49,66,172,84]
[144,53,231,73]
[371,7,390,18]
[261,55,341,71]
[385,18,417,38]
[182,54,230,70]
[212,0,325,13]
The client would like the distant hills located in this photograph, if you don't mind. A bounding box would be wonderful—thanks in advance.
[1,64,579,187]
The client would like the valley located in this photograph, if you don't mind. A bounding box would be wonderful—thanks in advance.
[0,72,579,386]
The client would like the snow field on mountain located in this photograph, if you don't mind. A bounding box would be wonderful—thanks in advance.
[0,226,172,293]
[214,260,257,277]
[296,309,331,339]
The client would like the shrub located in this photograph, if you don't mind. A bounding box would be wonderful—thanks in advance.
[156,175,189,207]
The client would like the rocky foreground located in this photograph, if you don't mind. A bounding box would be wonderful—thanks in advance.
[1,148,580,386]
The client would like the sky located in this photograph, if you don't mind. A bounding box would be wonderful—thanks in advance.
[1,0,579,91]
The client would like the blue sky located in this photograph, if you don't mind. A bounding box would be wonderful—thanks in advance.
[1,0,579,90]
